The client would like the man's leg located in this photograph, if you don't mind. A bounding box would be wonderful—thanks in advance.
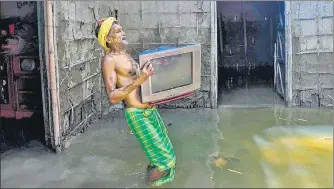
[125,107,176,186]
[147,164,170,182]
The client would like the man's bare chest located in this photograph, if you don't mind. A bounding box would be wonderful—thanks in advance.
[115,54,139,77]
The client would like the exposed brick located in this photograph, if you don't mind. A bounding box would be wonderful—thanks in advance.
[56,1,67,20]
[199,1,211,12]
[159,28,180,44]
[179,1,193,13]
[65,41,78,64]
[159,13,180,28]
[68,2,76,20]
[180,13,197,27]
[58,20,74,41]
[291,0,333,108]
[124,29,141,43]
[293,53,318,73]
[77,39,97,60]
[298,19,317,37]
[69,65,86,87]
[56,38,67,63]
[157,1,179,13]
[193,1,210,12]
[58,68,69,91]
[141,1,158,13]
[118,13,142,29]
[98,3,111,19]
[201,44,212,64]
[296,2,317,19]
[299,89,320,107]
[177,28,210,44]
[201,76,211,91]
[299,36,318,52]
[59,95,71,118]
[319,73,333,88]
[139,28,161,44]
[318,52,333,73]
[318,1,333,17]
[142,13,159,28]
[320,89,333,107]
[67,84,84,106]
[89,59,101,75]
[55,1,217,137]
[75,1,95,23]
[198,12,210,28]
[117,1,141,14]
[294,73,319,90]
[319,35,333,51]
[319,18,333,35]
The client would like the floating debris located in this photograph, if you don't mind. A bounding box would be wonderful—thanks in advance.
[213,155,228,168]
[228,169,243,175]
[211,154,240,168]
[319,136,333,140]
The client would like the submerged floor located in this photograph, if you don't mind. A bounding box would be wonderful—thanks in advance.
[218,86,284,106]
[1,106,333,188]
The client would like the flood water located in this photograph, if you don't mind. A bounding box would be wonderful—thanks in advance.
[1,106,333,188]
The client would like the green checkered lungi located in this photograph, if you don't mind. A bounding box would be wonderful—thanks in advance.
[124,106,176,186]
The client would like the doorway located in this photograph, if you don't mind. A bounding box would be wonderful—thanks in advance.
[217,1,285,106]
[0,1,45,153]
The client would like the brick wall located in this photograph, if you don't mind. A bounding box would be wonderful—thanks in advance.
[114,1,213,108]
[52,1,214,148]
[53,1,120,145]
[290,1,333,107]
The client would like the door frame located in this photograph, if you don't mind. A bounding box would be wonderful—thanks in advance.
[210,1,218,108]
[284,1,293,107]
[37,1,55,150]
[212,1,292,108]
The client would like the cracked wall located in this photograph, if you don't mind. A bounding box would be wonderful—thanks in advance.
[290,1,333,107]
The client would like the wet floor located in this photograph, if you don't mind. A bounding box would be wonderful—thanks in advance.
[1,106,333,188]
[218,86,284,106]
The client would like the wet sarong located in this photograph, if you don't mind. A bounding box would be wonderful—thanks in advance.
[124,106,176,186]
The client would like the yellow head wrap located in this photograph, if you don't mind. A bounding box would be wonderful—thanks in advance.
[97,17,117,55]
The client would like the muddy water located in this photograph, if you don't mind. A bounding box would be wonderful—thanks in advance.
[1,106,333,188]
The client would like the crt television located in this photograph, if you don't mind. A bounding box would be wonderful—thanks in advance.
[139,44,201,104]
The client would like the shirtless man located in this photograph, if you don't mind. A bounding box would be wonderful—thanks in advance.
[95,17,176,186]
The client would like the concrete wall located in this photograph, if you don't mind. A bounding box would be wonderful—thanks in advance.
[114,1,214,108]
[51,1,213,149]
[53,1,121,147]
[289,1,333,107]
[48,1,332,150]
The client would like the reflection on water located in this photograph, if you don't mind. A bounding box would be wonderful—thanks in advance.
[254,126,333,188]
[1,106,333,188]
[206,106,333,188]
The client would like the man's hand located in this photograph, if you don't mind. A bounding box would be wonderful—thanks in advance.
[132,60,154,87]
[141,60,154,76]
[143,103,154,108]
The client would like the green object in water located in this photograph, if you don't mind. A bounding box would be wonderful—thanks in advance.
[124,106,176,186]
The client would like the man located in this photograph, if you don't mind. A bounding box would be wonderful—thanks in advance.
[95,17,176,186]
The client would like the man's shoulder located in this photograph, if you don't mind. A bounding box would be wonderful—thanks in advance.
[102,54,118,65]
[103,53,127,63]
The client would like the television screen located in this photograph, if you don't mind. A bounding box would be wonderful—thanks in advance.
[151,52,193,94]
[139,44,201,104]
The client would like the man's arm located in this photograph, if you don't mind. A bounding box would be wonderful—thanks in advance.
[101,56,150,104]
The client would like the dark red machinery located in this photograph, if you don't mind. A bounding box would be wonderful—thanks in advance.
[0,24,41,119]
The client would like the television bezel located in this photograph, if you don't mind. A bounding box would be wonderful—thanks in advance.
[139,44,201,103]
